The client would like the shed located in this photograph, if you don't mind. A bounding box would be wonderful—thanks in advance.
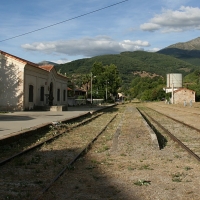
[172,88,195,104]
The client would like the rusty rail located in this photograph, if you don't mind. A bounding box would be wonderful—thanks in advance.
[0,112,103,166]
[35,113,117,200]
[137,107,200,163]
[147,107,200,133]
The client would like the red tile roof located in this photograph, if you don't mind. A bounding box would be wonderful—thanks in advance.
[39,65,54,72]
[0,50,67,79]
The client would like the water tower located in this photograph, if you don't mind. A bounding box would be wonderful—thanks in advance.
[166,73,182,89]
[165,73,183,104]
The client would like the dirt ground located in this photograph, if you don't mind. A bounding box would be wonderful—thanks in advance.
[41,102,200,200]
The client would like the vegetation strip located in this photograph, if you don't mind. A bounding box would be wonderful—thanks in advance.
[35,113,117,200]
[139,107,200,162]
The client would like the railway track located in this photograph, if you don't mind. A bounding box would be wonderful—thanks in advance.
[137,106,200,162]
[0,108,117,200]
[0,112,103,166]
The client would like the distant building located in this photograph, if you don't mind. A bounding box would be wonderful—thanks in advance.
[74,89,86,98]
[171,88,195,104]
[0,50,68,111]
[117,92,125,102]
[163,73,195,104]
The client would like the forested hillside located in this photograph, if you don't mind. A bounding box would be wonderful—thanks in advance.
[53,49,200,101]
[56,51,197,88]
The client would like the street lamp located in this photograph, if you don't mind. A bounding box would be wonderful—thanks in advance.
[105,80,109,103]
[91,72,96,105]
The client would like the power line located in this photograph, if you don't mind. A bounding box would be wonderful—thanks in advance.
[0,0,128,43]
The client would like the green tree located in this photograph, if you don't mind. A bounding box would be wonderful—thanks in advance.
[129,76,166,101]
[81,74,91,98]
[91,62,122,100]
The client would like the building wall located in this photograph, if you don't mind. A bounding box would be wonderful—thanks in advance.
[45,69,68,107]
[173,88,195,104]
[24,65,48,110]
[0,54,25,111]
[24,66,68,110]
[0,52,68,111]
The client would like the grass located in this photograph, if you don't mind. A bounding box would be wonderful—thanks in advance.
[139,164,153,170]
[171,172,184,182]
[134,179,151,186]
[128,166,136,170]
[97,145,110,153]
[184,166,193,171]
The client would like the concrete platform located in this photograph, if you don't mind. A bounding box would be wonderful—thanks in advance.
[0,105,113,141]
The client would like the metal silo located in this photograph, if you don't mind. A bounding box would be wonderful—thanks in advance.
[166,73,182,88]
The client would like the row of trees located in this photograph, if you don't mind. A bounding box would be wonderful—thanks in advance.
[124,76,168,101]
[71,62,172,102]
[74,62,122,101]
[70,61,199,102]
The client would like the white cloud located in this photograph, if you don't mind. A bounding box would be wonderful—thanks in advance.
[21,36,151,57]
[53,58,70,64]
[148,48,160,52]
[140,6,200,32]
[140,23,160,32]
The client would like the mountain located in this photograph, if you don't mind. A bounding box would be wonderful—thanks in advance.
[38,61,58,66]
[157,37,200,66]
[55,51,197,86]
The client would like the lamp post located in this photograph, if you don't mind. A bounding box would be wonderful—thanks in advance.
[91,72,92,105]
[91,72,96,105]
[106,80,107,103]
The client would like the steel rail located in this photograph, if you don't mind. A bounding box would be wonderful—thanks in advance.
[137,107,200,162]
[35,113,118,200]
[148,105,200,116]
[146,107,200,133]
[0,112,103,166]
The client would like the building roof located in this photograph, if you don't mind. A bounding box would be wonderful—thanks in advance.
[0,50,38,67]
[174,88,195,93]
[0,50,67,80]
[39,65,54,72]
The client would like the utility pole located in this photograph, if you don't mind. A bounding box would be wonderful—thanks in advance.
[90,72,96,105]
[91,72,92,105]
[106,80,107,103]
[171,82,174,104]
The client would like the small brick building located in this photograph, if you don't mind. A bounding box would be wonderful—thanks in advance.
[172,88,195,104]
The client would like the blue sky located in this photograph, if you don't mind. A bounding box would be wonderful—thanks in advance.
[1,0,200,64]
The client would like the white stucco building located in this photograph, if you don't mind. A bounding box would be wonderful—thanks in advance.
[0,50,68,111]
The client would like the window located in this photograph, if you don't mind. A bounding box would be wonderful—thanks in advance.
[63,90,66,101]
[29,85,34,102]
[40,86,44,101]
[57,89,60,101]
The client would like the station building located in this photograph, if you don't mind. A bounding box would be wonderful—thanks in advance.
[0,50,68,111]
